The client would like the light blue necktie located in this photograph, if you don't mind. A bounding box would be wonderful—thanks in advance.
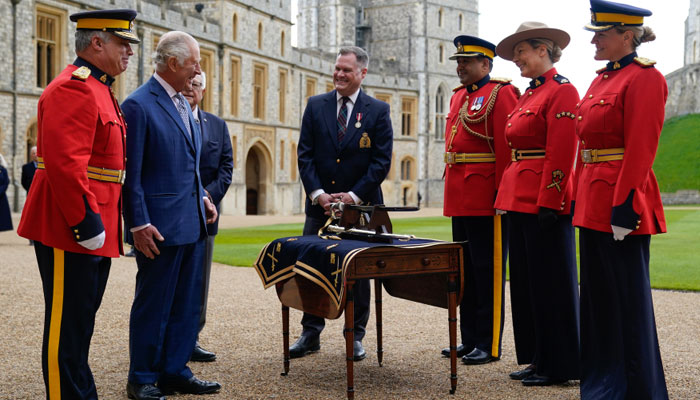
[175,93,192,138]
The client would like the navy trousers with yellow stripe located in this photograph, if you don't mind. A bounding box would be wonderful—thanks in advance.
[507,212,580,380]
[35,241,111,400]
[451,215,507,358]
[579,229,668,399]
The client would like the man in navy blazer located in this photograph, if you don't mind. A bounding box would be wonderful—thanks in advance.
[294,46,393,361]
[121,31,220,400]
[21,146,38,193]
[182,71,233,363]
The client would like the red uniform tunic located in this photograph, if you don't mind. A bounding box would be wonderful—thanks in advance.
[494,68,579,214]
[18,62,126,257]
[573,55,667,235]
[443,76,519,216]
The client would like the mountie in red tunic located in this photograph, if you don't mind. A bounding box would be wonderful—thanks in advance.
[18,59,126,257]
[494,68,579,214]
[443,75,519,216]
[572,53,667,235]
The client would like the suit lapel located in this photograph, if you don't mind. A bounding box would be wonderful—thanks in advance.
[340,90,368,151]
[149,78,195,151]
[322,91,340,150]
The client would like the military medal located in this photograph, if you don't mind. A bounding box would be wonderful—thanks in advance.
[471,96,484,111]
[355,112,362,129]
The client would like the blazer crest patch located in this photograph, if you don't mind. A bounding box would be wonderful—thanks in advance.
[359,132,371,148]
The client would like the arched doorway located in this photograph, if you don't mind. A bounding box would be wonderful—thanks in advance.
[245,142,272,215]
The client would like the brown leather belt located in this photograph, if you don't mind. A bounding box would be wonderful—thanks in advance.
[511,149,546,161]
[444,152,496,164]
[37,156,125,184]
[580,147,625,163]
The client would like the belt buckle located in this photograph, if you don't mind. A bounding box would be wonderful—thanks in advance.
[445,152,456,164]
[581,149,593,163]
[511,149,517,162]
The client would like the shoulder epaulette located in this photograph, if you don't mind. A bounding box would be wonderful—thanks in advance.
[552,74,571,84]
[452,84,465,92]
[596,66,607,74]
[633,57,656,68]
[71,66,91,81]
[490,77,512,85]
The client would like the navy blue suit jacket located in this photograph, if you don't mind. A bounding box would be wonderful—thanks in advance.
[122,76,207,246]
[298,89,393,219]
[21,162,37,192]
[197,109,233,235]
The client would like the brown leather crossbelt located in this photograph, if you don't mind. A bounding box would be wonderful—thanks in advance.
[511,149,546,161]
[444,152,496,164]
[580,147,624,163]
[37,156,125,184]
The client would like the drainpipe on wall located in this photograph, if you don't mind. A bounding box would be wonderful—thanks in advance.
[11,0,22,212]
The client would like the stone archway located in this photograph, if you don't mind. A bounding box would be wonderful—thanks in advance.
[245,141,272,215]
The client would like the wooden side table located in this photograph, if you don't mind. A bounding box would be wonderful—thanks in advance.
[276,242,463,399]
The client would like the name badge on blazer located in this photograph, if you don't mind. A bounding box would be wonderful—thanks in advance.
[359,132,371,148]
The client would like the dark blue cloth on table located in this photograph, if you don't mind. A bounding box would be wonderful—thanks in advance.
[254,235,443,309]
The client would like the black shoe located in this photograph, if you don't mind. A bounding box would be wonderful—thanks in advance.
[441,344,469,358]
[125,247,136,257]
[289,334,320,359]
[158,376,221,395]
[521,374,567,387]
[191,344,217,362]
[126,382,165,400]
[353,341,366,361]
[509,364,536,380]
[461,348,498,365]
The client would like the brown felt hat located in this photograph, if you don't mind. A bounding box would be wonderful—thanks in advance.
[496,21,570,60]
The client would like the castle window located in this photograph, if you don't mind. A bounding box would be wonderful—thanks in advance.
[435,85,446,139]
[280,31,285,57]
[231,135,237,168]
[258,22,263,50]
[279,68,287,123]
[439,44,445,64]
[280,140,285,170]
[199,49,214,112]
[438,8,444,28]
[400,157,415,181]
[233,13,238,42]
[291,143,298,182]
[36,6,64,88]
[459,14,464,31]
[401,96,417,137]
[253,63,267,120]
[305,77,317,104]
[230,56,240,117]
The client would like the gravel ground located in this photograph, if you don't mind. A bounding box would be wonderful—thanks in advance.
[1,213,698,399]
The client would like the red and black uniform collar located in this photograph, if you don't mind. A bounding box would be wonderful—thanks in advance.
[73,57,115,86]
[466,74,491,93]
[605,51,637,71]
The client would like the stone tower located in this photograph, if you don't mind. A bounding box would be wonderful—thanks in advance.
[685,0,700,65]
[297,0,359,53]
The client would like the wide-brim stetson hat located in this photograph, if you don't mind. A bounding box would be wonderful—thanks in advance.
[496,21,570,60]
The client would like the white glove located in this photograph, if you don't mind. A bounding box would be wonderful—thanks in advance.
[611,225,632,241]
[496,209,507,215]
[78,231,106,250]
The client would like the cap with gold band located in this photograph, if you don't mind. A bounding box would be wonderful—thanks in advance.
[70,9,140,44]
[449,35,496,61]
[585,0,652,32]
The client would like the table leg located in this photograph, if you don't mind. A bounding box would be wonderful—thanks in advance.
[448,273,458,395]
[282,305,289,376]
[345,281,355,399]
[374,279,383,366]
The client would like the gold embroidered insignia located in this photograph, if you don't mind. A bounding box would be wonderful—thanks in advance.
[633,57,656,67]
[546,170,565,192]
[453,84,465,92]
[276,242,282,252]
[490,77,512,84]
[359,132,371,149]
[100,74,108,83]
[326,243,339,250]
[71,66,91,81]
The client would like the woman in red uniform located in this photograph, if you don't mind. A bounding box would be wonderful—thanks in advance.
[574,1,668,398]
[494,22,580,386]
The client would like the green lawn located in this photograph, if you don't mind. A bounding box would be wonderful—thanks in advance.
[214,209,700,291]
[655,114,700,192]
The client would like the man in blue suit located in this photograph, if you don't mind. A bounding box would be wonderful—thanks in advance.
[293,46,393,361]
[182,71,233,363]
[121,31,220,400]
